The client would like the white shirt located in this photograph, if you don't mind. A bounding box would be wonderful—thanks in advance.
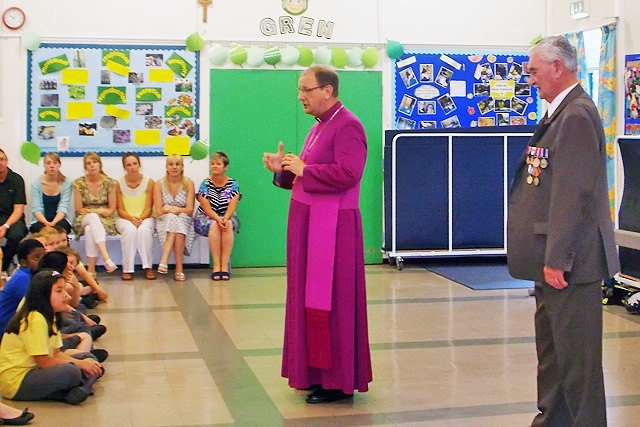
[547,83,579,118]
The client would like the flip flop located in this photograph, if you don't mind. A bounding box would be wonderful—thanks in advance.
[105,260,118,274]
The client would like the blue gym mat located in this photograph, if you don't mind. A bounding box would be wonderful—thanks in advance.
[424,260,533,290]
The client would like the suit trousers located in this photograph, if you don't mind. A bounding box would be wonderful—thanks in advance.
[116,218,155,272]
[532,280,606,427]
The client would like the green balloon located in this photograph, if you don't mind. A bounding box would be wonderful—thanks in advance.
[20,141,41,165]
[190,139,209,161]
[263,45,281,66]
[297,46,314,67]
[362,47,379,68]
[186,33,206,52]
[21,30,41,52]
[386,40,404,60]
[331,47,348,68]
[229,44,248,66]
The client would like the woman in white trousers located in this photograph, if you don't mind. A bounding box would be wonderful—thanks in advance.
[115,153,156,280]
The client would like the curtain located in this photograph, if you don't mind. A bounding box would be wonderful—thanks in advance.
[564,31,589,90]
[598,24,617,220]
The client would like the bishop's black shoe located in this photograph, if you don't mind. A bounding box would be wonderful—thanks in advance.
[305,388,353,404]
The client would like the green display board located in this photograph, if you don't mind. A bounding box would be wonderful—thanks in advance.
[210,69,382,267]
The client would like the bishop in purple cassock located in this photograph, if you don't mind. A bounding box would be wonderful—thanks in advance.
[263,65,372,404]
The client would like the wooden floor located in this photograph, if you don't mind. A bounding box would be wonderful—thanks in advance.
[13,264,640,426]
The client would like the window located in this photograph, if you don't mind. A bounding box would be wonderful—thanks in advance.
[583,28,602,105]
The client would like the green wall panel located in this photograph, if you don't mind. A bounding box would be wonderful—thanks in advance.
[210,69,382,267]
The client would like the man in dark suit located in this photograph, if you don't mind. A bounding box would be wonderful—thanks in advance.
[507,36,619,426]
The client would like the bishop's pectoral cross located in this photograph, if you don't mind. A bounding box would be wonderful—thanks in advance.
[198,0,212,23]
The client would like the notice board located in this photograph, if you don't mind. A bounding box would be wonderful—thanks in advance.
[27,43,199,156]
[393,51,538,130]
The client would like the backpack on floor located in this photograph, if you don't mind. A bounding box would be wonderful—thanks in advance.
[603,279,636,306]
[624,291,640,314]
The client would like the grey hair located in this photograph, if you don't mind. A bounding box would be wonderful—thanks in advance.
[529,36,578,73]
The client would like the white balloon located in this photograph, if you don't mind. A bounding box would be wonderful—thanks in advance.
[281,45,300,66]
[246,46,265,67]
[208,44,228,66]
[348,47,364,67]
[314,47,331,65]
[21,30,41,52]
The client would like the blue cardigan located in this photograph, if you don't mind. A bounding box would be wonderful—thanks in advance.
[29,178,72,224]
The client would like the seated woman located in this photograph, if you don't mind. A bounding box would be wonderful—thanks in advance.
[194,152,241,281]
[115,152,156,281]
[29,152,72,234]
[153,155,195,281]
[0,270,103,405]
[72,152,118,275]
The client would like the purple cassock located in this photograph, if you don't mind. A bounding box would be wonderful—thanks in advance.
[274,101,373,394]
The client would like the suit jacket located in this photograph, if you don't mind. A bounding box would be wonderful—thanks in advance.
[507,85,619,283]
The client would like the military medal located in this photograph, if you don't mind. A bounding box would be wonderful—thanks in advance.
[525,146,549,185]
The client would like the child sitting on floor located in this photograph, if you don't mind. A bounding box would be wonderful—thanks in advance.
[0,270,103,405]
[0,239,45,340]
[36,251,107,362]
[43,226,108,305]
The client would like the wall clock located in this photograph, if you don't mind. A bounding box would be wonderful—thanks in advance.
[2,7,26,30]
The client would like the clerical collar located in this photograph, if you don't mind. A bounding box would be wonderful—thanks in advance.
[315,101,343,123]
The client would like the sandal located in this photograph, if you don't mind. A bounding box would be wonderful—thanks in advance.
[220,271,230,281]
[121,272,133,281]
[211,271,222,281]
[105,260,118,274]
[157,263,168,275]
[145,268,157,280]
[174,272,186,282]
